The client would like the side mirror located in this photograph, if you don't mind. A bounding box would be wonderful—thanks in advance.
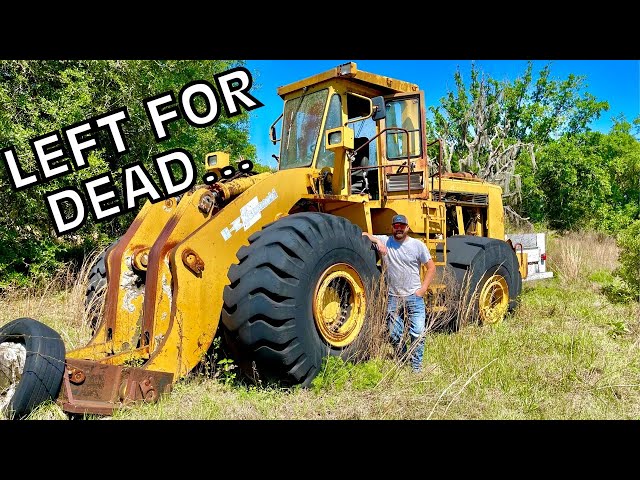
[371,96,386,121]
[269,113,283,145]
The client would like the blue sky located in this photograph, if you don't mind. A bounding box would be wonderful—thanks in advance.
[244,60,640,169]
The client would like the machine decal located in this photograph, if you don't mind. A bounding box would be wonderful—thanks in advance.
[221,188,278,240]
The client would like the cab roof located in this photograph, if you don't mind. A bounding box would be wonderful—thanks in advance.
[276,62,420,98]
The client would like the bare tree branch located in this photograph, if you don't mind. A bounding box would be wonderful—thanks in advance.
[437,74,536,208]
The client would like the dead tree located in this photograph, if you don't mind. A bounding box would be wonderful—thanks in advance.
[430,73,536,230]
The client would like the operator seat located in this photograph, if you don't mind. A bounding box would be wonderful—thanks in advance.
[350,137,370,194]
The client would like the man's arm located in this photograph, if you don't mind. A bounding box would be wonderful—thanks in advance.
[361,232,387,256]
[415,258,436,297]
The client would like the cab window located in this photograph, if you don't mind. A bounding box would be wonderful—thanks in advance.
[279,89,328,170]
[316,93,342,169]
[385,97,422,160]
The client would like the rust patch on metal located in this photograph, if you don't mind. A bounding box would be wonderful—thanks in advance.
[141,213,182,346]
[198,191,216,215]
[181,248,205,275]
[68,366,86,384]
[57,358,173,416]
[103,219,144,335]
[132,246,150,270]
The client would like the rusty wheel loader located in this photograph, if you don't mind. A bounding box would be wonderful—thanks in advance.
[0,62,524,419]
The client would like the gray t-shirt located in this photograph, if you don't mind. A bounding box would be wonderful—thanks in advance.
[373,235,432,296]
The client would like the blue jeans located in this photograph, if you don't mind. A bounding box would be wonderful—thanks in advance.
[386,294,426,371]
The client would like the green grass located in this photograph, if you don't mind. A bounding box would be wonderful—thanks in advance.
[420,281,639,419]
[65,277,639,420]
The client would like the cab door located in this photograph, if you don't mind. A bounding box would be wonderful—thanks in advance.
[381,92,428,198]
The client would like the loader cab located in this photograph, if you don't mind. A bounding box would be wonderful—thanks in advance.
[271,62,428,200]
[273,89,376,170]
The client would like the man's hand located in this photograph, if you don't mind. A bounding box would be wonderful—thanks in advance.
[362,232,387,256]
[375,241,388,256]
[415,286,428,297]
[415,259,436,297]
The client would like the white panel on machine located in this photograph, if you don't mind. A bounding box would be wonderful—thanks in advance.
[505,232,554,282]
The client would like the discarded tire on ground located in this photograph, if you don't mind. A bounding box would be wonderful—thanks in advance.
[221,212,380,387]
[0,318,66,419]
[446,235,522,327]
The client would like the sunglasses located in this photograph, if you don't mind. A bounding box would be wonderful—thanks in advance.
[392,223,407,229]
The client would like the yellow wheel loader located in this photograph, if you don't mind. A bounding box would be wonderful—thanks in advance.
[0,62,524,419]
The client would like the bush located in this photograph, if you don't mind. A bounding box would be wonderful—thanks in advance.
[614,219,640,300]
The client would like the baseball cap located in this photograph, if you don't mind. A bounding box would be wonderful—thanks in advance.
[391,214,408,225]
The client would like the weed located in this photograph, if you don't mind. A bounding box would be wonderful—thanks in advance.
[216,358,237,385]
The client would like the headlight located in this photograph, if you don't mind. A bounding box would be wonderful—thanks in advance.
[328,130,342,145]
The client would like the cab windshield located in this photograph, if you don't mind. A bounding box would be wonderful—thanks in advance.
[279,89,328,170]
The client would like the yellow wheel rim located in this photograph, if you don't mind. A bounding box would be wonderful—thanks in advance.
[313,263,366,347]
[478,274,509,325]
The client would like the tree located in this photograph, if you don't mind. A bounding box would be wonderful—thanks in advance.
[0,60,260,285]
[427,61,609,226]
[615,219,640,298]
[523,119,640,232]
[531,133,611,231]
[596,118,640,232]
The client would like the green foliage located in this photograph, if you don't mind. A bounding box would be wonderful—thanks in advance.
[350,360,385,389]
[606,318,630,338]
[0,60,265,285]
[216,358,237,386]
[588,269,615,284]
[597,119,640,232]
[515,154,546,222]
[428,61,609,173]
[532,133,612,230]
[310,356,386,392]
[311,356,351,392]
[192,335,238,385]
[426,61,640,234]
[252,162,276,174]
[520,120,640,232]
[601,277,638,304]
[614,220,640,298]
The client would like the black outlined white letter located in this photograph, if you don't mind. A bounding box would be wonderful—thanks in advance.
[63,121,97,169]
[144,92,181,142]
[95,107,130,153]
[215,67,264,117]
[1,147,39,189]
[83,173,122,220]
[154,149,195,196]
[45,188,85,235]
[123,162,162,210]
[31,132,70,179]
[179,80,220,127]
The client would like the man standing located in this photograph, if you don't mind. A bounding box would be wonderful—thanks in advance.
[362,214,436,372]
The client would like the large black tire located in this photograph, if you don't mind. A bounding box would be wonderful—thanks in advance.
[85,251,107,330]
[85,242,117,332]
[221,212,380,387]
[445,236,522,327]
[0,318,66,419]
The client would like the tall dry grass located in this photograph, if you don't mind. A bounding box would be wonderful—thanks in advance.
[546,230,619,283]
[0,248,105,349]
[350,261,490,379]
